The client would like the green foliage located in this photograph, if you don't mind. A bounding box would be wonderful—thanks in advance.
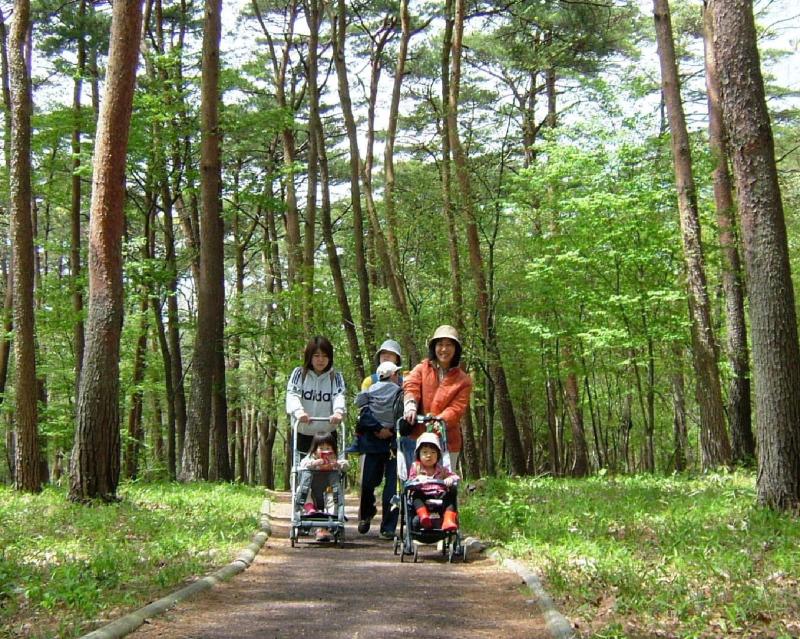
[462,472,800,638]
[0,482,265,639]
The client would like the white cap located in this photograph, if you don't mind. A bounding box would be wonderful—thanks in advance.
[376,360,401,380]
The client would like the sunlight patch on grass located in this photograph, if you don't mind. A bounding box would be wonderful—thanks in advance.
[461,471,800,638]
[0,482,265,639]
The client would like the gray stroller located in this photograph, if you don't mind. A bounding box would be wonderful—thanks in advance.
[289,417,347,547]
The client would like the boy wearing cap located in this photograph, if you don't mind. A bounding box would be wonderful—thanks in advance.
[352,359,403,538]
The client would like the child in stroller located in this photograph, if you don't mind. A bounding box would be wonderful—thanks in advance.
[408,432,459,531]
[394,423,467,562]
[291,430,348,545]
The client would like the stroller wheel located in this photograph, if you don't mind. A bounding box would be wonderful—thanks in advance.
[290,527,297,548]
[393,539,400,555]
[413,545,419,563]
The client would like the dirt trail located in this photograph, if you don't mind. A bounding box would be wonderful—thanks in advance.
[128,491,550,639]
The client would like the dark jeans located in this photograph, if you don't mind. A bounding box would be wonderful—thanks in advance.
[359,451,398,535]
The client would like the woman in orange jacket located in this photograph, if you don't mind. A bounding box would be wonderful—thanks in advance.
[402,325,472,470]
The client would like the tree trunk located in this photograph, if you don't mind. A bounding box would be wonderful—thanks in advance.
[563,356,589,477]
[259,410,276,489]
[0,7,11,172]
[449,0,526,475]
[702,1,754,465]
[69,0,144,501]
[440,0,479,480]
[230,176,246,483]
[182,0,226,482]
[150,380,164,466]
[630,347,654,472]
[545,375,560,476]
[211,338,231,481]
[254,0,301,286]
[671,344,688,472]
[124,296,149,480]
[70,0,87,395]
[9,0,40,492]
[301,0,320,330]
[653,0,731,470]
[0,11,13,407]
[382,0,410,267]
[152,296,176,478]
[0,256,12,404]
[316,126,364,380]
[355,11,418,362]
[162,183,186,471]
[710,0,800,510]
[328,0,374,358]
[583,362,604,470]
[620,390,633,473]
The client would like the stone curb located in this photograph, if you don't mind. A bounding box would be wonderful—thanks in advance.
[80,497,272,639]
[488,550,576,639]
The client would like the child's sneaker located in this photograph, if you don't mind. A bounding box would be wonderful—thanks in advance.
[303,503,316,515]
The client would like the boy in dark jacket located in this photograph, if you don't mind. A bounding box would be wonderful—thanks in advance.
[352,360,403,538]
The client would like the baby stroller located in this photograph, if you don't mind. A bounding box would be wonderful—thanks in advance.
[393,416,467,563]
[289,417,347,547]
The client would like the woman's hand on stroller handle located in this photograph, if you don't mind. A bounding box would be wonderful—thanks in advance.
[308,415,340,423]
[396,413,445,436]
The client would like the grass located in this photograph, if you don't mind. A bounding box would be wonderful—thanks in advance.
[460,471,800,639]
[0,481,265,639]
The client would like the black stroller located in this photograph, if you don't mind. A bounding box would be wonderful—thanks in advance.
[393,416,467,563]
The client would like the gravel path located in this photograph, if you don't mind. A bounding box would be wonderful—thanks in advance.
[128,491,550,639]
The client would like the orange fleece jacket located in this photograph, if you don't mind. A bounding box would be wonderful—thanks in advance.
[403,359,472,452]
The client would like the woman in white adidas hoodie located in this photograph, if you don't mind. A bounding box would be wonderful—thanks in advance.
[286,335,346,454]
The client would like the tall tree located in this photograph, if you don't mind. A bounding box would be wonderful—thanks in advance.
[702,1,754,465]
[653,0,731,470]
[9,0,40,492]
[301,0,320,329]
[182,0,228,481]
[253,0,302,287]
[69,0,144,501]
[439,0,479,479]
[70,0,87,395]
[709,0,800,510]
[328,0,374,360]
[449,0,527,475]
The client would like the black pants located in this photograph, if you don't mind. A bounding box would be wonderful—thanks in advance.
[411,488,457,513]
[359,450,398,535]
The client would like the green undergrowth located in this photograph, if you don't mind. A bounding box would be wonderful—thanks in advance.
[460,471,800,639]
[0,482,265,639]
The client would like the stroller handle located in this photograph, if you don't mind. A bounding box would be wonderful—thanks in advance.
[396,414,446,438]
[406,478,447,487]
[308,416,336,422]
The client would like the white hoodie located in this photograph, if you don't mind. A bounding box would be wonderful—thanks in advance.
[285,367,346,435]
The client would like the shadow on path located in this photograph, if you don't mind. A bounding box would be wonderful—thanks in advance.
[128,491,549,639]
